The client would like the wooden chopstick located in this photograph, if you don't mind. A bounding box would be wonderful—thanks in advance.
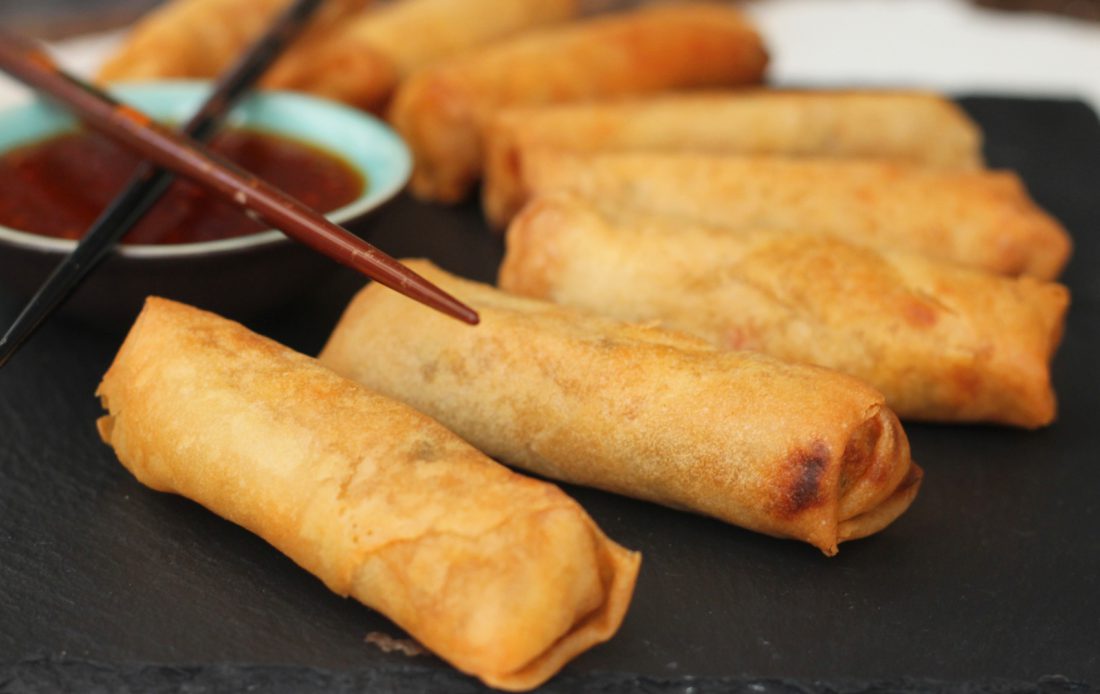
[0,29,478,368]
[0,0,328,368]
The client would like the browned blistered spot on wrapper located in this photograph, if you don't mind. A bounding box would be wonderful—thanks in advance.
[420,360,439,383]
[778,440,831,517]
[902,298,939,328]
[840,416,883,492]
[950,364,983,400]
[505,146,523,183]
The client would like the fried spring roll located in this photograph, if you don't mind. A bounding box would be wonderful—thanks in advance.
[500,194,1069,428]
[389,3,769,202]
[96,297,640,692]
[509,150,1071,279]
[482,90,984,226]
[265,0,579,111]
[320,261,922,556]
[97,0,370,83]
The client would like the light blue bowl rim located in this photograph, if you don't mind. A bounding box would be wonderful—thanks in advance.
[0,80,411,259]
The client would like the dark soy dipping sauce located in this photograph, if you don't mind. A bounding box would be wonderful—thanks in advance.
[0,128,366,245]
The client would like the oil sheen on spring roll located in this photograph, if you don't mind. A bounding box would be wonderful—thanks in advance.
[320,261,922,556]
[388,3,768,202]
[508,149,1071,279]
[98,0,370,82]
[482,90,984,226]
[500,194,1069,428]
[96,297,640,692]
[266,0,579,112]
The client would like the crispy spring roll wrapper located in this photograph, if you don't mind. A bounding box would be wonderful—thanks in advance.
[265,0,579,112]
[320,261,923,556]
[483,90,984,226]
[388,3,768,202]
[96,297,640,692]
[264,40,398,115]
[510,150,1071,279]
[500,194,1070,428]
[97,0,369,83]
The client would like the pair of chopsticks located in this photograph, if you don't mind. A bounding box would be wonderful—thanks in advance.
[0,1,477,369]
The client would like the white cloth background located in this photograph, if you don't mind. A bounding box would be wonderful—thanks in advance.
[744,0,1100,111]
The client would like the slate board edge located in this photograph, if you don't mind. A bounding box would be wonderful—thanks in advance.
[0,658,1093,694]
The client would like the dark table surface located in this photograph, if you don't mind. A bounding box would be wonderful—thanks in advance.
[1,96,1098,693]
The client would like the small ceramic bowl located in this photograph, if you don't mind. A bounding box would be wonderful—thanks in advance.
[0,81,411,324]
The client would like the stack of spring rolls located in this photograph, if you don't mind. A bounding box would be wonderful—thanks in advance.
[484,90,1071,429]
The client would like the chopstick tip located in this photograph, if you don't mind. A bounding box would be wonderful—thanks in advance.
[428,290,480,326]
[457,305,480,326]
[366,256,480,326]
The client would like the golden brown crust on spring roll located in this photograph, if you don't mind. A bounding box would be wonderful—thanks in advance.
[501,194,1069,428]
[483,90,984,226]
[97,0,369,83]
[320,262,922,556]
[266,0,578,111]
[263,41,397,114]
[388,3,769,202]
[509,150,1071,279]
[96,297,639,692]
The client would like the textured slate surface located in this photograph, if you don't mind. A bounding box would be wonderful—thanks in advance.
[0,98,1098,692]
[0,659,1092,694]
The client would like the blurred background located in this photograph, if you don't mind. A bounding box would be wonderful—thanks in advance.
[1,0,1099,111]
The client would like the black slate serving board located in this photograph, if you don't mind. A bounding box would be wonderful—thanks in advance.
[1,97,1098,693]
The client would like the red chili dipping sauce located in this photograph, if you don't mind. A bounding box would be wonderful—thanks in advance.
[0,128,365,245]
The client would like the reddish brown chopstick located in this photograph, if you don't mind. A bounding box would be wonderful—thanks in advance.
[0,30,479,327]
